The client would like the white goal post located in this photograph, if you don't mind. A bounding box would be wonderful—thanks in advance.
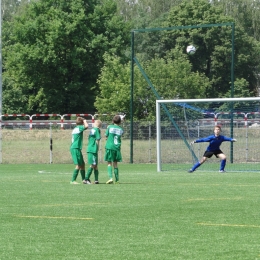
[156,97,260,172]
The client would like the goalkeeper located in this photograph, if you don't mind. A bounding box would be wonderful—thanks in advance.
[188,125,237,173]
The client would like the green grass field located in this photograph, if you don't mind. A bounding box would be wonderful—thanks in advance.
[1,163,260,260]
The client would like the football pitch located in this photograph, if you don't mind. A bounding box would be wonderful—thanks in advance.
[0,163,260,260]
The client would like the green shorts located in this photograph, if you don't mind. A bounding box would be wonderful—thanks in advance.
[70,148,85,165]
[104,149,122,162]
[87,152,98,166]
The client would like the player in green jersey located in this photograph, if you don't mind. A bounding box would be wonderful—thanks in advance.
[83,120,102,184]
[104,115,124,184]
[70,117,88,184]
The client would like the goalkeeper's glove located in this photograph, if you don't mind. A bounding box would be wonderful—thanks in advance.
[232,139,237,142]
[190,141,196,145]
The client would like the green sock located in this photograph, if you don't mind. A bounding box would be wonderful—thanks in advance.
[71,169,79,182]
[107,165,113,179]
[80,170,85,180]
[86,167,93,180]
[114,168,119,182]
[94,169,99,181]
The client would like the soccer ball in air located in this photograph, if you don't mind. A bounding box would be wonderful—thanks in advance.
[186,45,196,55]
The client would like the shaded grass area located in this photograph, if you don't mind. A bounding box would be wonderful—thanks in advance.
[0,164,260,259]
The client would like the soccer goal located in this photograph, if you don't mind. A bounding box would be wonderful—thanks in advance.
[156,97,260,172]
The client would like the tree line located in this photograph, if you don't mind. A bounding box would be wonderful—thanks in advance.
[2,0,260,120]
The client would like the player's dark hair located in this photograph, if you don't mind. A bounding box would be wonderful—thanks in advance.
[113,115,121,125]
[76,117,84,125]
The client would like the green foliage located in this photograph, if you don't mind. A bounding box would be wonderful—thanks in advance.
[95,0,260,119]
[162,0,260,98]
[3,0,129,114]
[95,50,209,120]
[133,49,209,120]
[212,0,260,41]
[95,53,131,115]
[3,0,260,117]
[115,0,182,26]
[1,0,28,21]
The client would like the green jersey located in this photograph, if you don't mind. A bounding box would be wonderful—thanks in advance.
[70,125,87,149]
[105,124,123,151]
[87,127,101,154]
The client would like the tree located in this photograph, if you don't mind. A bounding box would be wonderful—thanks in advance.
[115,0,182,24]
[0,0,35,23]
[161,0,260,98]
[95,0,260,119]
[2,0,27,21]
[95,50,209,120]
[94,53,131,116]
[211,0,260,41]
[3,0,130,114]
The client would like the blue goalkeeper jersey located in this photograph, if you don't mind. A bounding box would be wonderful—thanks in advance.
[194,135,233,152]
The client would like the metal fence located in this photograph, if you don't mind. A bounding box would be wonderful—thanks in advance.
[0,120,156,164]
[1,118,260,164]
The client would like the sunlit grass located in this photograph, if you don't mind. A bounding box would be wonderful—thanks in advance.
[0,164,260,259]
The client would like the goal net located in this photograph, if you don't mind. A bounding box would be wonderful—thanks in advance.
[156,97,260,172]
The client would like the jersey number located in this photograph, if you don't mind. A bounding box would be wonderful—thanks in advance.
[114,136,118,145]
